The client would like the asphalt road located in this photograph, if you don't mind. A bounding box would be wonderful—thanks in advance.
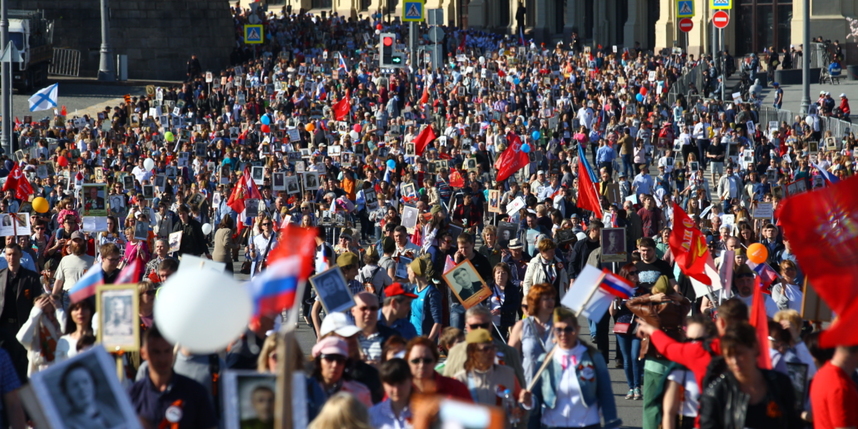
[11,80,149,121]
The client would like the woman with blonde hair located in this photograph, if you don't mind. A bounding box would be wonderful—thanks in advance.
[308,391,373,429]
[508,283,557,385]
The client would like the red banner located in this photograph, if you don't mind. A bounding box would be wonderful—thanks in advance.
[668,203,711,285]
[495,133,530,183]
[333,90,350,121]
[413,125,437,156]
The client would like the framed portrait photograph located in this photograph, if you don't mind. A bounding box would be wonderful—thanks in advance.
[396,203,417,231]
[808,141,819,154]
[766,168,778,183]
[303,172,320,191]
[785,180,807,197]
[142,184,154,200]
[447,222,464,242]
[364,189,379,211]
[244,198,260,219]
[0,213,29,236]
[133,220,149,241]
[37,164,49,179]
[108,195,126,218]
[555,229,576,245]
[251,166,265,185]
[97,284,140,351]
[284,176,300,195]
[487,190,501,213]
[443,259,492,309]
[221,371,278,429]
[400,183,416,199]
[154,174,166,190]
[434,160,447,172]
[329,145,342,156]
[169,231,183,253]
[81,184,108,217]
[309,266,355,314]
[272,172,286,191]
[600,227,627,263]
[394,256,412,280]
[21,347,143,429]
[689,161,699,172]
[496,221,519,248]
[188,193,206,211]
[404,142,416,157]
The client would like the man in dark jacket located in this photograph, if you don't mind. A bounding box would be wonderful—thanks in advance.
[0,243,42,380]
[186,55,202,81]
[570,221,603,279]
[172,205,210,258]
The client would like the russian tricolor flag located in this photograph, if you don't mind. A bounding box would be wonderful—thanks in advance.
[600,269,636,299]
[811,161,840,185]
[519,27,525,46]
[69,264,104,303]
[339,55,349,73]
[748,261,779,293]
[245,225,317,323]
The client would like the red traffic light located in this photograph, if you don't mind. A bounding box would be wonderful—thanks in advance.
[383,36,393,46]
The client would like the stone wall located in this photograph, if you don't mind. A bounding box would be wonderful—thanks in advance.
[15,0,235,80]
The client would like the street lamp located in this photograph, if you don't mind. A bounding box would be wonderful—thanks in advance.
[799,0,810,115]
[97,0,116,81]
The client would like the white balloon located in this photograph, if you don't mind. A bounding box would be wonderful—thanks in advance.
[805,116,813,126]
[154,269,251,353]
[143,158,155,171]
[201,223,213,235]
[349,130,360,140]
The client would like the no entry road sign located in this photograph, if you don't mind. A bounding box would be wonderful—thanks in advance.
[713,11,730,28]
[679,18,694,33]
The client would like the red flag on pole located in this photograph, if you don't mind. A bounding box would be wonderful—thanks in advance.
[420,86,429,105]
[449,169,465,188]
[669,203,712,285]
[495,133,531,182]
[576,158,603,220]
[776,174,858,347]
[413,125,437,156]
[3,164,32,200]
[750,276,773,369]
[333,90,350,121]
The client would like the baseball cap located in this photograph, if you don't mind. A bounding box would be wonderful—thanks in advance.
[384,282,418,299]
[70,231,84,240]
[311,336,349,358]
[319,312,361,338]
[618,171,627,177]
[772,82,779,87]
[841,93,847,98]
[537,170,545,175]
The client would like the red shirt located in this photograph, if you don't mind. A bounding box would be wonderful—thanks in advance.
[810,362,858,429]
[424,372,473,403]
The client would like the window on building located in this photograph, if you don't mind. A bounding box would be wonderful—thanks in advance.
[360,0,371,11]
[736,0,792,55]
[311,0,332,9]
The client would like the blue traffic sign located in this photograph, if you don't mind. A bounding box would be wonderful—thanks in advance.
[711,0,731,9]
[244,25,263,44]
[403,0,425,22]
[676,0,694,18]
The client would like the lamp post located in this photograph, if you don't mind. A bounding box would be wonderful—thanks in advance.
[799,0,810,116]
[97,0,115,81]
[1,0,11,156]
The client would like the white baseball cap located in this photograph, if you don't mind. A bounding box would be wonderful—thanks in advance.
[840,93,847,98]
[320,312,361,337]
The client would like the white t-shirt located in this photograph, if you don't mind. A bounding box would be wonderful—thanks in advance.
[56,254,95,291]
[667,368,700,417]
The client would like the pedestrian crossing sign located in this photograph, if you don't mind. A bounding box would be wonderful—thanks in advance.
[677,0,694,18]
[402,0,425,22]
[711,0,731,9]
[244,24,264,44]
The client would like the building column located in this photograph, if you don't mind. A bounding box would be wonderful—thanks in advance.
[532,0,550,42]
[654,0,674,53]
[563,0,579,40]
[623,0,645,49]
[507,0,521,34]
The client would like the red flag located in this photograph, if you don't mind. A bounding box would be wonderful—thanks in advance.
[777,174,858,347]
[495,133,530,182]
[420,86,429,105]
[668,203,711,285]
[449,169,465,188]
[750,276,773,369]
[412,125,437,156]
[227,168,263,214]
[115,256,143,284]
[410,225,421,246]
[3,164,32,200]
[576,158,603,219]
[333,90,350,121]
[61,106,67,117]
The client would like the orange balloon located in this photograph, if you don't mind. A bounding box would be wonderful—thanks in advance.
[747,242,768,264]
[305,123,315,132]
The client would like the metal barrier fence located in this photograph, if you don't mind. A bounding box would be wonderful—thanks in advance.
[48,48,81,77]
[667,63,702,105]
[758,106,853,137]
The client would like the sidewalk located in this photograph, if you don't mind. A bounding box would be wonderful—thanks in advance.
[760,78,857,118]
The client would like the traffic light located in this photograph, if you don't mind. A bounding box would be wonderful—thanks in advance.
[380,32,395,68]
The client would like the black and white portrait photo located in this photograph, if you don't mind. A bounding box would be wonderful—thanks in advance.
[142,185,154,200]
[443,260,490,308]
[600,227,628,263]
[109,195,125,218]
[251,166,265,185]
[328,145,342,156]
[404,143,416,156]
[309,267,354,313]
[195,143,207,158]
[122,174,135,191]
[272,172,286,191]
[401,205,419,232]
[23,347,142,429]
[221,371,277,429]
[364,189,378,211]
[303,172,320,191]
[98,286,138,349]
[497,222,519,248]
[166,166,178,179]
[245,198,260,219]
[284,176,300,194]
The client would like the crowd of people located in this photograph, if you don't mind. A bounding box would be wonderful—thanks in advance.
[0,3,855,429]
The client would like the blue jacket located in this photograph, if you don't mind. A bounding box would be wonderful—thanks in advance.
[532,344,622,428]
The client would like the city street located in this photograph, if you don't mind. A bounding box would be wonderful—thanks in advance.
[10,78,160,121]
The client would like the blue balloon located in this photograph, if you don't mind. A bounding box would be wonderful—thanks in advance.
[521,143,531,153]
[513,77,521,85]
[386,159,396,170]
[531,130,541,141]
[261,114,271,125]
[635,93,644,102]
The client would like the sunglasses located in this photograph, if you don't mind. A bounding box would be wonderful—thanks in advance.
[555,326,576,334]
[468,323,491,331]
[320,354,346,363]
[409,357,434,365]
[261,223,271,226]
[627,271,638,275]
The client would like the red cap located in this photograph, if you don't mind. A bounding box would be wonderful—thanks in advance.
[385,283,417,299]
